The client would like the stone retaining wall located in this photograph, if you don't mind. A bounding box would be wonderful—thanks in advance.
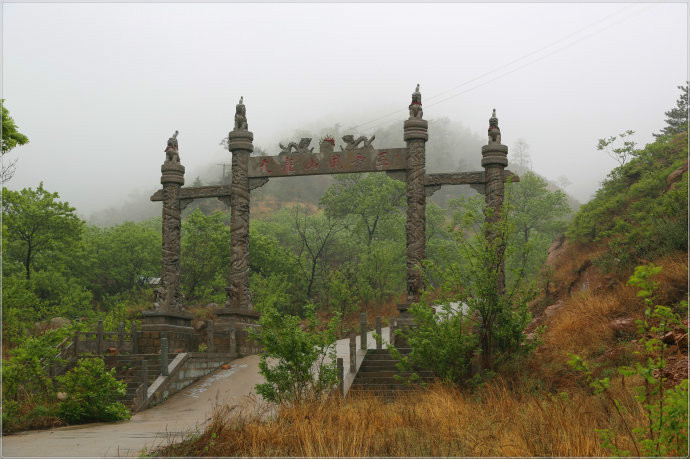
[145,352,234,407]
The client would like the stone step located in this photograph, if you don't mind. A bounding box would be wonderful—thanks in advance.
[352,376,434,386]
[349,384,423,393]
[353,370,433,378]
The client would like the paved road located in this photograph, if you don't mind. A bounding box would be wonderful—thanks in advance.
[1,327,391,458]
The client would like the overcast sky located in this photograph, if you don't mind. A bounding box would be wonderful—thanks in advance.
[2,2,687,218]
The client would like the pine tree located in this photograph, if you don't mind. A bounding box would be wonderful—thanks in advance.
[654,83,688,138]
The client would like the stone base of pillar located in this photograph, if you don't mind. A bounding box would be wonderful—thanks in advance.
[215,307,261,356]
[141,309,193,327]
[139,310,198,353]
[215,307,260,328]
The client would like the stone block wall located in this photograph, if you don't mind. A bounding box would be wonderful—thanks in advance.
[235,325,262,356]
[137,327,200,354]
[146,352,234,406]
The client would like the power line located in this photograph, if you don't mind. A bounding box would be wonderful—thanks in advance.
[351,4,645,132]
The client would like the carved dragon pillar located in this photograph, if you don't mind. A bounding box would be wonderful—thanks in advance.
[159,131,185,311]
[481,109,508,294]
[140,131,195,353]
[401,84,428,316]
[226,97,253,311]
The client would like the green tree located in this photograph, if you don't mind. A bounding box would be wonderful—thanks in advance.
[79,221,160,297]
[597,130,637,168]
[2,184,83,279]
[320,173,405,246]
[1,100,29,184]
[505,171,570,283]
[181,210,229,300]
[654,83,688,138]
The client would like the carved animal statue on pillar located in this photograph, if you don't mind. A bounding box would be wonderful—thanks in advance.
[164,131,180,163]
[235,97,248,131]
[409,84,423,119]
[488,109,501,144]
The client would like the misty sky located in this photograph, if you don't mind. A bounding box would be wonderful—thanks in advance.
[2,2,687,218]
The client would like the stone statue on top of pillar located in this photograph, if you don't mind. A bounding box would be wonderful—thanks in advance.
[409,84,423,120]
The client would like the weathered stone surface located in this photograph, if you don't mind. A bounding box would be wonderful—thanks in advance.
[481,109,510,294]
[403,85,428,312]
[191,320,207,331]
[666,157,688,191]
[609,317,635,336]
[227,98,253,311]
[247,147,407,178]
[545,234,568,267]
[47,317,71,330]
[157,131,186,312]
[543,300,566,319]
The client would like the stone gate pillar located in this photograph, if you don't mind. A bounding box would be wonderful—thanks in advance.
[159,131,185,310]
[140,131,195,353]
[481,109,508,294]
[401,84,428,316]
[216,97,260,333]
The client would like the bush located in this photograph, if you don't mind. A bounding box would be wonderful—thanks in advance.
[251,304,340,404]
[56,358,130,423]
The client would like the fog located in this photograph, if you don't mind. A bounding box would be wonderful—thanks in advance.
[2,2,687,221]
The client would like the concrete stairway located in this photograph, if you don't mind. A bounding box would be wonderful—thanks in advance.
[348,348,434,397]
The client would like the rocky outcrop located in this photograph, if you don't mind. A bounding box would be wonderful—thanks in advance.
[665,157,688,192]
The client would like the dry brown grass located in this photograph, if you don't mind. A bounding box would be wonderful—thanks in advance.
[154,380,647,457]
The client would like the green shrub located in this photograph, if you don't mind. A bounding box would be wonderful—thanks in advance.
[251,304,340,404]
[568,264,688,457]
[56,358,130,423]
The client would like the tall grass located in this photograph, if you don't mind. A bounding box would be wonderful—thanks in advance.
[155,380,647,457]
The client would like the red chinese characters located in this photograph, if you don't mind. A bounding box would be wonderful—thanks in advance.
[329,154,343,170]
[282,157,295,173]
[304,157,320,171]
[351,153,366,168]
[259,158,272,174]
[375,151,389,168]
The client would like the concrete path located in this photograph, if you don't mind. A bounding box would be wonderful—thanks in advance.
[1,327,391,458]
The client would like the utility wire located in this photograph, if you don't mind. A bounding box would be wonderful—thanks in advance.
[351,4,646,132]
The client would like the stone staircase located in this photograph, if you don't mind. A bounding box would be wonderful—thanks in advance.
[348,348,434,397]
[108,354,168,411]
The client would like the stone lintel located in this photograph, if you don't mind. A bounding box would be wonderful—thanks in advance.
[150,185,232,202]
[423,170,520,189]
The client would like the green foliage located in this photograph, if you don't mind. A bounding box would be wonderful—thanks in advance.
[56,358,130,423]
[1,100,29,153]
[181,210,230,300]
[596,129,637,168]
[1,100,29,183]
[395,201,535,378]
[77,221,161,298]
[2,183,83,279]
[392,302,478,383]
[504,171,570,285]
[568,129,688,269]
[567,264,688,457]
[320,173,405,245]
[251,305,340,404]
[654,82,688,138]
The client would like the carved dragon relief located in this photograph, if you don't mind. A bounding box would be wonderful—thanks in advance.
[340,134,375,151]
[279,138,314,154]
